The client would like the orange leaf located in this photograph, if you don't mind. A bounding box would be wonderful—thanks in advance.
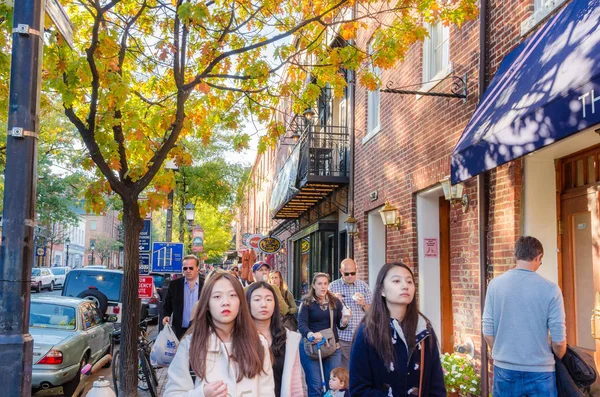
[197,82,210,94]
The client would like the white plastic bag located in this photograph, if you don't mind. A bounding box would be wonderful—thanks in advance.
[150,323,179,366]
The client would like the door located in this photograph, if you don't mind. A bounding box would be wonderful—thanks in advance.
[439,197,454,353]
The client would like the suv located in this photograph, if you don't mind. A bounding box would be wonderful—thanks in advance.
[31,268,56,292]
[61,269,148,325]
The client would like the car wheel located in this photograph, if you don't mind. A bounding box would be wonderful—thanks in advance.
[49,281,54,291]
[62,353,88,397]
[77,289,109,314]
[36,282,41,293]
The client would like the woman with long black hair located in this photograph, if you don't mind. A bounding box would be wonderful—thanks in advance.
[349,262,446,396]
[246,281,303,397]
[164,272,275,397]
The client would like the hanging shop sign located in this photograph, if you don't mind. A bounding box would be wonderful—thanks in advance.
[258,236,282,254]
[242,233,252,248]
[248,234,264,250]
[192,226,204,253]
[301,238,310,253]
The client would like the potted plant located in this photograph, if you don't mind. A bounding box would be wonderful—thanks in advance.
[440,352,482,396]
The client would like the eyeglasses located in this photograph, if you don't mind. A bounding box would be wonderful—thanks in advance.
[343,272,356,276]
[183,267,195,271]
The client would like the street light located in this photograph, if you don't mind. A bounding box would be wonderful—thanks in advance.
[345,215,359,236]
[440,176,469,213]
[65,237,70,267]
[379,201,402,230]
[90,241,95,265]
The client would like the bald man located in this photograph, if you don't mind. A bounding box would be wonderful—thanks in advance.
[329,258,372,370]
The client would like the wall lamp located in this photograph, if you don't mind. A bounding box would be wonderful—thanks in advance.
[379,201,401,230]
[345,215,359,236]
[440,177,469,213]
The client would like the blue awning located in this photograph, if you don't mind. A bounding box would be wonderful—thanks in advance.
[451,0,600,184]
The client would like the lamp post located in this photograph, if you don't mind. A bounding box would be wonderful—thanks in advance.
[185,203,195,231]
[90,241,95,266]
[65,237,70,267]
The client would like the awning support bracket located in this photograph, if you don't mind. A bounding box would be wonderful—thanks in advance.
[381,73,468,103]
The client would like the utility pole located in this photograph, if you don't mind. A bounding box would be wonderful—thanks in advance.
[0,0,45,394]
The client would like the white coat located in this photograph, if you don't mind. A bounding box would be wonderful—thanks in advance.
[280,329,303,397]
[163,332,275,397]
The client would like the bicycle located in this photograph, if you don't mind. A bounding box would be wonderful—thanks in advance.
[111,319,158,397]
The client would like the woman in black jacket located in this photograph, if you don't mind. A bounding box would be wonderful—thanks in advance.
[298,272,350,397]
[350,262,446,396]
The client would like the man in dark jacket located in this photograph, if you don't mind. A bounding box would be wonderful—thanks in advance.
[162,255,205,339]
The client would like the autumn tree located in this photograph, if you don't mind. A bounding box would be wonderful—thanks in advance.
[41,0,477,393]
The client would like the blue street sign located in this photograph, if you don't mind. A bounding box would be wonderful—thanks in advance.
[140,219,152,252]
[139,253,150,274]
[151,242,184,273]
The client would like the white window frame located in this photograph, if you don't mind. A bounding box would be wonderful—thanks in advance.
[420,22,451,96]
[521,0,568,36]
[363,45,381,144]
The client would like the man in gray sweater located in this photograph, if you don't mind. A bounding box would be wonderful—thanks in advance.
[482,236,566,397]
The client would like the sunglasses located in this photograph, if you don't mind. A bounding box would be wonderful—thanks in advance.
[183,267,196,271]
[343,272,356,276]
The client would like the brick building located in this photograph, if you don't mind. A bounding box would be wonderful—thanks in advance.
[237,0,600,388]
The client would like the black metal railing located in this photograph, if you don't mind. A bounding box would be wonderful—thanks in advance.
[297,124,349,183]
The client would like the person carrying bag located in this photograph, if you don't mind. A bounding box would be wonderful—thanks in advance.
[150,323,179,366]
[298,273,350,397]
[303,307,336,360]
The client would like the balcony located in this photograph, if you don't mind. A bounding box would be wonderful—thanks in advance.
[270,122,349,219]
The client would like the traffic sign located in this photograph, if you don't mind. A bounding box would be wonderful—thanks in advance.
[36,247,45,257]
[139,253,150,274]
[45,0,74,49]
[138,276,154,299]
[151,242,184,273]
[139,219,151,252]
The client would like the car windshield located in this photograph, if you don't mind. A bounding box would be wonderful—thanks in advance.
[63,272,122,301]
[31,268,40,276]
[30,302,76,330]
[52,268,66,275]
[152,274,166,288]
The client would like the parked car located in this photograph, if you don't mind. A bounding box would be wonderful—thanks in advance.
[141,284,160,323]
[30,296,114,396]
[50,267,70,288]
[31,268,56,292]
[149,272,172,296]
[61,269,148,326]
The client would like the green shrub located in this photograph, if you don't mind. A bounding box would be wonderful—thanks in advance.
[440,352,481,396]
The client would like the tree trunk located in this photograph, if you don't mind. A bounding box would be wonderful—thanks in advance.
[118,196,144,396]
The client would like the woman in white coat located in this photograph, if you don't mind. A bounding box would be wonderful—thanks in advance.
[164,272,275,397]
[246,281,303,397]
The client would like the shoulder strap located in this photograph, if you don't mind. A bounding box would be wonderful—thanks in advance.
[418,340,425,397]
[330,305,334,329]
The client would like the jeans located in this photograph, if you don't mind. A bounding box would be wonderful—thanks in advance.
[300,341,342,397]
[493,366,558,397]
[338,340,352,371]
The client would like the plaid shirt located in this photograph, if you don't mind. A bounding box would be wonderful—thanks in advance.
[329,278,372,341]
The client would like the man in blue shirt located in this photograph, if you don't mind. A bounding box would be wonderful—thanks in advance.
[329,258,372,370]
[482,236,566,396]
[163,255,205,339]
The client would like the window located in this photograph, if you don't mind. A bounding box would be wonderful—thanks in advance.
[423,22,450,83]
[521,0,567,36]
[90,220,97,231]
[365,44,381,141]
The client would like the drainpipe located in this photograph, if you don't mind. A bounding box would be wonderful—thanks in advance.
[348,0,358,259]
[478,0,490,395]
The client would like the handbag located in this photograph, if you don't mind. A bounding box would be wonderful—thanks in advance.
[303,307,337,360]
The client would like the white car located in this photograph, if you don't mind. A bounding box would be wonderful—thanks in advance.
[50,267,70,288]
[31,268,56,292]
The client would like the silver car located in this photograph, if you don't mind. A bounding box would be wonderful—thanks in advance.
[30,296,114,396]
